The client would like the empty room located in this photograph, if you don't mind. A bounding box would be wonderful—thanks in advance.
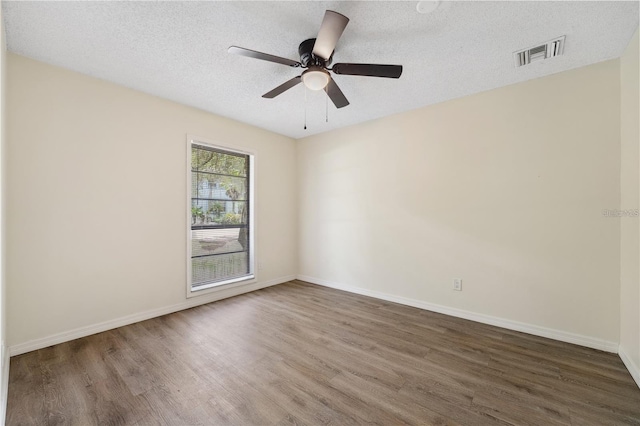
[0,0,638,424]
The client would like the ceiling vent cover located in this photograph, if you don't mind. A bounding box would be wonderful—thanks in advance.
[514,36,565,67]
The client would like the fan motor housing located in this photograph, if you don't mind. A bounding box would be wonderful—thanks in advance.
[299,38,332,67]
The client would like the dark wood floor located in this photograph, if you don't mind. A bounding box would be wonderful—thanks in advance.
[7,280,640,425]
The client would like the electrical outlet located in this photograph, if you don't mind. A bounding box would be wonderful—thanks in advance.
[453,279,462,291]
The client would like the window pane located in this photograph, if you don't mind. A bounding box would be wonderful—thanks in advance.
[191,228,248,258]
[191,200,247,226]
[195,173,247,201]
[190,143,251,289]
[192,252,249,287]
[192,146,247,177]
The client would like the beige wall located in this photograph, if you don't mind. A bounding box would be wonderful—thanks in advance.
[6,54,297,348]
[0,4,7,418]
[620,28,640,380]
[298,59,622,345]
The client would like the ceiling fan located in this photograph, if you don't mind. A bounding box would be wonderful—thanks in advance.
[228,10,403,109]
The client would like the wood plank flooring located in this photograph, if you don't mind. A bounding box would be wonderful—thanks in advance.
[7,280,640,425]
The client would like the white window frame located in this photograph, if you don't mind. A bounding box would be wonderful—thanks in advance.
[186,135,256,298]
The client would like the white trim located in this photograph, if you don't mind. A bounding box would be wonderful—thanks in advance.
[0,348,8,426]
[8,275,294,357]
[186,134,257,299]
[191,274,255,293]
[186,133,192,295]
[297,275,619,353]
[619,345,640,389]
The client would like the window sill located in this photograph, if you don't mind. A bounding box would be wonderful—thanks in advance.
[187,274,256,299]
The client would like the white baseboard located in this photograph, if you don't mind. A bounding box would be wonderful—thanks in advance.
[297,275,619,353]
[619,345,640,389]
[9,275,295,357]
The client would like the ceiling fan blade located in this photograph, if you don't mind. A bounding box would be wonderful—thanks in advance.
[262,76,302,98]
[228,46,301,67]
[312,11,349,61]
[325,77,349,109]
[332,63,403,78]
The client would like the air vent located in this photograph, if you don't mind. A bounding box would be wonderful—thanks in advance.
[514,36,565,67]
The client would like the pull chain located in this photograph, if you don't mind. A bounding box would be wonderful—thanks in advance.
[304,86,307,130]
[325,89,329,123]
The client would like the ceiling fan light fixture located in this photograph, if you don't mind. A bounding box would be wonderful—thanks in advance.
[229,9,403,109]
[302,68,330,90]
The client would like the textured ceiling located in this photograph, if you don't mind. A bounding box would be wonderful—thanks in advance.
[3,1,638,139]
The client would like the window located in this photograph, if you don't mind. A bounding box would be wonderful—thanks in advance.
[188,139,254,294]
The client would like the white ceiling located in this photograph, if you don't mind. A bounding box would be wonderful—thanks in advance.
[2,1,638,139]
